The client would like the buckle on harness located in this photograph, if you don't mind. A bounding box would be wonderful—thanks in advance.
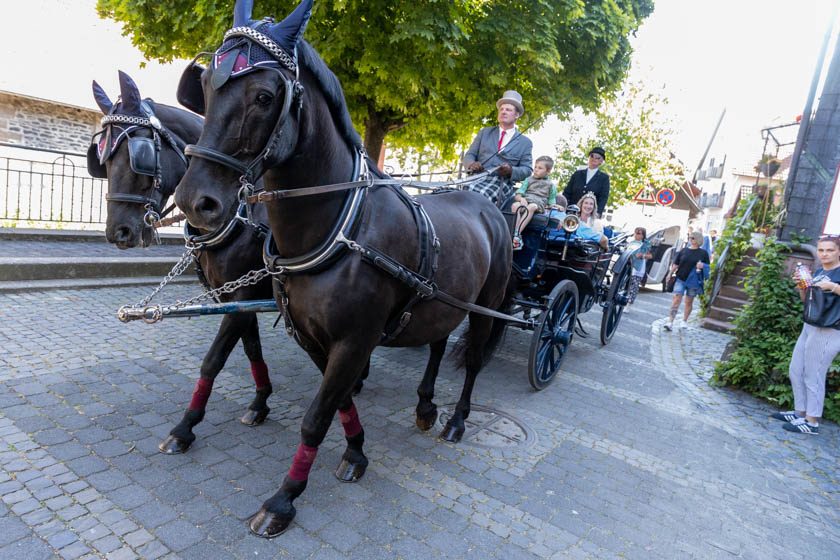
[399,312,412,328]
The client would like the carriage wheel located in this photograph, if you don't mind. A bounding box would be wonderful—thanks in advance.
[528,280,578,391]
[600,256,633,345]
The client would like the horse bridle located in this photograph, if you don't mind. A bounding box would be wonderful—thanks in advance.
[90,109,189,228]
[183,26,304,203]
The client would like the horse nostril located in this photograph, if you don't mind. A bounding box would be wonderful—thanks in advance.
[194,196,221,219]
[115,226,131,242]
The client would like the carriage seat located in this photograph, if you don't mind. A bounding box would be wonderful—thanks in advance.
[525,211,561,232]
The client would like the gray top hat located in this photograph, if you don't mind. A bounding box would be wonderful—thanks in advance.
[496,90,524,115]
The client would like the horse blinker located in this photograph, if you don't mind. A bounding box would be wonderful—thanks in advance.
[178,61,207,115]
[127,136,158,177]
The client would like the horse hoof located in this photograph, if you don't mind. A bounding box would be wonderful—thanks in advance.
[439,424,464,443]
[249,507,295,538]
[158,435,192,454]
[241,408,269,426]
[415,410,438,432]
[335,458,367,483]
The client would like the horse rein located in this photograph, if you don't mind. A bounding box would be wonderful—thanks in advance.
[245,167,500,204]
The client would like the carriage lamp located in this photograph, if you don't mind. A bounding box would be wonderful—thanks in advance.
[562,214,580,233]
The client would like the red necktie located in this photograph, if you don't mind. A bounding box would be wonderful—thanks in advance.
[497,130,506,151]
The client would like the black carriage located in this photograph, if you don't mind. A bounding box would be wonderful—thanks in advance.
[504,206,634,390]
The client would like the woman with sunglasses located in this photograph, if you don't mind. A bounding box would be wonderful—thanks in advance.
[773,236,840,435]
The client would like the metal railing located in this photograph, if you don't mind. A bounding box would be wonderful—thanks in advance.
[1,144,107,226]
[707,196,759,305]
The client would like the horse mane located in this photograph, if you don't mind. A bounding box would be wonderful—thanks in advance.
[297,40,362,151]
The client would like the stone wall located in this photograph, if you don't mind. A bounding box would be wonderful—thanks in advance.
[0,91,100,154]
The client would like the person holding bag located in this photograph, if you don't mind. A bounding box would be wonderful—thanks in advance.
[773,236,840,435]
[663,231,709,330]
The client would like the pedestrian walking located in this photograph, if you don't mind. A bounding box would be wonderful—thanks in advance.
[664,230,709,331]
[627,227,651,310]
[773,236,840,435]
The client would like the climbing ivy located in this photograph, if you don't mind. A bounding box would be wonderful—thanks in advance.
[713,237,840,422]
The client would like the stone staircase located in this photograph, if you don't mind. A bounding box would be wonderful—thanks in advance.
[0,228,196,292]
[701,248,758,333]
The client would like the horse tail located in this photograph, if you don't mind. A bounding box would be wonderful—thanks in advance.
[452,273,516,371]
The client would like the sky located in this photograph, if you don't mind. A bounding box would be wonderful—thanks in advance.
[0,0,837,175]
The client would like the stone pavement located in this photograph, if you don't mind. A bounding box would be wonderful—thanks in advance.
[0,284,838,559]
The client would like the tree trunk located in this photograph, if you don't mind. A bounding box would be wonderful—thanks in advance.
[363,115,389,164]
[363,111,405,166]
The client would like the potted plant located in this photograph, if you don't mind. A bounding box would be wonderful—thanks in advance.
[755,155,782,178]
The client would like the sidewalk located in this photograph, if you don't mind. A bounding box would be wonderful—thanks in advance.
[0,243,837,558]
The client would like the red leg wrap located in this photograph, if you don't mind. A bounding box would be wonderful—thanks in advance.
[188,377,213,411]
[339,404,362,438]
[250,361,271,391]
[287,443,318,481]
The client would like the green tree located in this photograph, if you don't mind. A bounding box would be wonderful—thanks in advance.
[96,0,654,158]
[553,78,680,208]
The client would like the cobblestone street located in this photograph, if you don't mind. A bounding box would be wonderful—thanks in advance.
[0,284,838,559]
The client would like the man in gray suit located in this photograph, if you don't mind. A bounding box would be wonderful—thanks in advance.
[462,90,533,207]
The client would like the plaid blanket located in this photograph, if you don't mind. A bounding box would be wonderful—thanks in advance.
[462,174,514,208]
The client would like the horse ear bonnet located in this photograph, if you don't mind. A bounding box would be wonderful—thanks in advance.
[118,71,145,117]
[87,140,108,178]
[92,80,113,114]
[178,0,311,114]
[88,80,112,178]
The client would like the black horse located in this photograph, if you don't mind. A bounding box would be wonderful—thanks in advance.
[175,0,512,538]
[88,71,276,454]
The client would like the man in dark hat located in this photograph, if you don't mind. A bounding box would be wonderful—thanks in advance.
[562,147,611,217]
[461,90,533,207]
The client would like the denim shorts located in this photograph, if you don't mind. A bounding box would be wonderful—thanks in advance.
[673,278,701,297]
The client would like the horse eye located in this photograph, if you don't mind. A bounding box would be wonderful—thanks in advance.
[256,92,273,106]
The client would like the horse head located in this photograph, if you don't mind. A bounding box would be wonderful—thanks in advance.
[89,71,201,248]
[175,0,358,235]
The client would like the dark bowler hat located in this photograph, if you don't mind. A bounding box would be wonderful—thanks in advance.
[589,147,606,160]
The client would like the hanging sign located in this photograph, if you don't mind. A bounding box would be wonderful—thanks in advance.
[633,186,656,204]
[656,187,676,206]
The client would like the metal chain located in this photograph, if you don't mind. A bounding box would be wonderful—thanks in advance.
[170,267,271,309]
[133,247,196,308]
[120,251,271,323]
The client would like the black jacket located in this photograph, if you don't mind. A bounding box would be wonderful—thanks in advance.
[563,168,610,216]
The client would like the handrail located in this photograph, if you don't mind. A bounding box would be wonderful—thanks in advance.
[707,196,760,305]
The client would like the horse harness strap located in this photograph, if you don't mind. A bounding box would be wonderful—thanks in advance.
[374,187,439,343]
[245,166,502,204]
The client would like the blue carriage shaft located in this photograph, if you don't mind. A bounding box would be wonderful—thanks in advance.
[118,299,278,323]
